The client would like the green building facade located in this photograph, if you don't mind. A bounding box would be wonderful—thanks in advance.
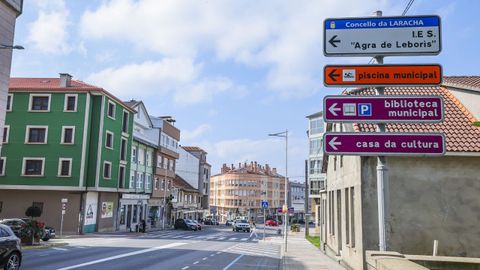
[0,74,135,234]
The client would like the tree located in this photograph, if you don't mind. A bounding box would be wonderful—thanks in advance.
[25,206,42,220]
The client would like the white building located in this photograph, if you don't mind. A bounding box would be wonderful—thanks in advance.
[306,112,327,229]
[176,146,200,189]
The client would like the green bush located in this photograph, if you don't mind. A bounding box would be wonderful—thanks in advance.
[291,223,300,232]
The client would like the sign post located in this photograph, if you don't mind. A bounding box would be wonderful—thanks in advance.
[60,198,68,237]
[323,11,443,251]
[261,200,268,241]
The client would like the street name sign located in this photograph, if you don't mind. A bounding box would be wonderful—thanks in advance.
[324,64,442,87]
[323,96,444,123]
[324,15,441,56]
[324,133,445,156]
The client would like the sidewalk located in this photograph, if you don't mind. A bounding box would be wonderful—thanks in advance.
[281,228,346,270]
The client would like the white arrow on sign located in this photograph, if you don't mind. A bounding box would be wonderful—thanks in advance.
[329,103,341,116]
[329,136,342,150]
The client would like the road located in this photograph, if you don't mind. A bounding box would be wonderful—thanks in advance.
[21,225,282,270]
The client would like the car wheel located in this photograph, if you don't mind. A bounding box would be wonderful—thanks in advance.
[5,252,21,270]
[42,237,50,241]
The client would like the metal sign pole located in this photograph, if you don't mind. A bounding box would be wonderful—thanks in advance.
[263,208,266,241]
[60,211,64,238]
[374,10,388,252]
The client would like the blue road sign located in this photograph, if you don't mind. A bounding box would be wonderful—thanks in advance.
[261,201,269,209]
[358,103,372,116]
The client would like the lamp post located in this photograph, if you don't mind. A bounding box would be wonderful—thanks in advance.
[268,130,288,253]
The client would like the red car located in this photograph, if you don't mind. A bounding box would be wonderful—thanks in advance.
[265,220,278,226]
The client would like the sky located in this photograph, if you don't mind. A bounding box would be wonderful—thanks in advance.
[9,0,480,182]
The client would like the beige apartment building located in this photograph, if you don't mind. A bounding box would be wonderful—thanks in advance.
[210,162,286,222]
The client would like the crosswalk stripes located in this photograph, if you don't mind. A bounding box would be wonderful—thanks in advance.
[141,230,261,242]
[226,242,281,259]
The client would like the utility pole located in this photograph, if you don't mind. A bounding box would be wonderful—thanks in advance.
[304,159,309,237]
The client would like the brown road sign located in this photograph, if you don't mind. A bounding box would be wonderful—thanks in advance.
[324,64,442,87]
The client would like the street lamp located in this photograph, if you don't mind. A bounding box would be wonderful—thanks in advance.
[0,44,24,50]
[268,130,288,253]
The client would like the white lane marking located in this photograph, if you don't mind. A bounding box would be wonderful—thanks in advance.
[202,257,208,260]
[222,254,244,270]
[55,242,186,270]
[210,254,215,257]
[217,237,226,240]
[183,236,194,239]
[193,261,199,265]
[240,238,248,241]
[216,251,222,254]
[52,247,68,251]
[181,267,189,270]
[229,238,237,240]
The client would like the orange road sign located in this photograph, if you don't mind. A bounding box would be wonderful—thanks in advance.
[324,64,442,87]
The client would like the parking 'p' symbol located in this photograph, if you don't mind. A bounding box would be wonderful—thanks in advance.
[358,103,372,116]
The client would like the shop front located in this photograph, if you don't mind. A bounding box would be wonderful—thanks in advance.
[119,194,149,232]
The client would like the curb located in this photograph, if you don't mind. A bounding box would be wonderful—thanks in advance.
[22,242,69,250]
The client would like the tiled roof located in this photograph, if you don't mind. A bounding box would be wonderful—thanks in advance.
[443,76,480,92]
[9,77,136,113]
[182,146,206,153]
[348,85,480,153]
[173,174,198,192]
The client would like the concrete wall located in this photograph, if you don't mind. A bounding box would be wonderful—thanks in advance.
[0,190,82,234]
[325,154,364,270]
[362,155,480,257]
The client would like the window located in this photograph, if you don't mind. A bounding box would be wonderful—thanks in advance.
[138,148,144,165]
[26,126,48,144]
[58,158,72,177]
[309,138,322,155]
[64,94,77,112]
[119,166,125,188]
[146,152,151,166]
[345,188,350,245]
[120,138,127,161]
[0,157,5,175]
[350,187,355,248]
[22,158,45,176]
[29,94,51,111]
[103,161,112,179]
[136,173,144,189]
[107,100,116,119]
[6,94,12,111]
[132,148,137,163]
[2,125,9,143]
[145,174,151,190]
[61,126,75,144]
[122,111,129,133]
[310,118,324,135]
[129,174,135,189]
[105,131,114,149]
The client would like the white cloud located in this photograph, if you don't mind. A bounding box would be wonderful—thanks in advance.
[181,124,212,142]
[194,136,307,178]
[27,0,70,54]
[86,58,243,105]
[79,0,396,98]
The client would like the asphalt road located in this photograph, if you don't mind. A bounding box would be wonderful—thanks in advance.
[21,225,282,270]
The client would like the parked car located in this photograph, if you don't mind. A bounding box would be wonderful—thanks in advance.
[0,224,22,270]
[0,219,26,237]
[232,219,251,232]
[265,219,278,226]
[204,219,219,225]
[188,220,202,230]
[174,219,197,231]
[225,220,233,226]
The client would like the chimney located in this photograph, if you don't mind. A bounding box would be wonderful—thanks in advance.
[231,164,235,170]
[239,162,241,168]
[272,168,277,174]
[266,164,270,174]
[254,161,257,172]
[59,73,72,87]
